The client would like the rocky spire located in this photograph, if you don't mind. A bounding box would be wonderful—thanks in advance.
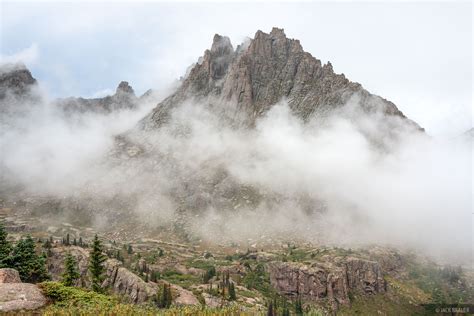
[0,63,37,100]
[115,81,135,96]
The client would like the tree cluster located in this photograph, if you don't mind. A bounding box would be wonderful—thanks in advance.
[0,222,49,283]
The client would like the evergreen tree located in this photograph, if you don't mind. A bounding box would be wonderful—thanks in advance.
[78,237,83,247]
[88,234,107,292]
[73,238,77,246]
[203,266,216,283]
[157,283,172,308]
[267,301,275,316]
[66,233,70,246]
[228,282,236,300]
[295,297,303,315]
[11,235,49,283]
[62,252,80,286]
[0,222,12,268]
[127,244,133,254]
[43,239,53,257]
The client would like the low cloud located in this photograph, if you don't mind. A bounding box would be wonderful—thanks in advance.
[0,85,471,265]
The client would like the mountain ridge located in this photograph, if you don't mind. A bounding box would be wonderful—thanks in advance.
[142,27,422,132]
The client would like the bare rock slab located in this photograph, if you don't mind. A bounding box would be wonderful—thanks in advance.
[0,283,47,312]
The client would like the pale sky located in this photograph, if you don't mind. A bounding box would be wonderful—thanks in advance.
[0,1,472,136]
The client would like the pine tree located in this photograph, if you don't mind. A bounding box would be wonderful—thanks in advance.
[88,234,107,292]
[0,222,12,268]
[78,237,83,247]
[267,301,274,316]
[157,283,172,308]
[11,235,49,283]
[62,252,80,286]
[203,266,216,283]
[228,282,236,300]
[295,297,303,315]
[127,244,133,254]
[66,233,70,246]
[73,238,77,246]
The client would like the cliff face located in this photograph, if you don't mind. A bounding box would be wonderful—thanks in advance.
[143,27,420,130]
[268,257,386,310]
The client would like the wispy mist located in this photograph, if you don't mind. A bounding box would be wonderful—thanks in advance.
[1,81,470,264]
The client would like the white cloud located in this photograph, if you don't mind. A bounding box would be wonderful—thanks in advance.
[0,43,39,66]
[90,88,114,98]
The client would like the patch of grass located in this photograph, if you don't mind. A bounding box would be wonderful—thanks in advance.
[337,292,426,316]
[238,289,258,299]
[161,269,201,289]
[43,304,253,315]
[186,259,215,270]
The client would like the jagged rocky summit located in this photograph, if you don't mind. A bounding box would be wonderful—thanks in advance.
[142,27,422,131]
[0,63,156,114]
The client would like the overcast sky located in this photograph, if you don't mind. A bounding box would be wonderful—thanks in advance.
[1,1,472,136]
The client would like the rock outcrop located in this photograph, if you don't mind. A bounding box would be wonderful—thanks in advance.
[47,246,90,287]
[46,247,200,305]
[0,268,47,312]
[169,282,200,306]
[103,259,158,304]
[0,63,37,100]
[0,268,21,283]
[268,257,386,310]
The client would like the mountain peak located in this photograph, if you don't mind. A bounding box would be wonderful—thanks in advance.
[211,34,233,54]
[0,63,37,100]
[270,27,286,38]
[144,28,421,131]
[116,81,135,95]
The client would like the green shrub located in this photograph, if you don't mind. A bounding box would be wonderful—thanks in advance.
[39,281,115,308]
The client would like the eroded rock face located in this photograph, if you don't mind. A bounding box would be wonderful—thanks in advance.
[103,259,158,304]
[345,257,386,294]
[268,257,386,310]
[0,268,21,284]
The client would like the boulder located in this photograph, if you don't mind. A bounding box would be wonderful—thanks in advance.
[0,269,47,312]
[0,268,21,283]
[170,283,200,306]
